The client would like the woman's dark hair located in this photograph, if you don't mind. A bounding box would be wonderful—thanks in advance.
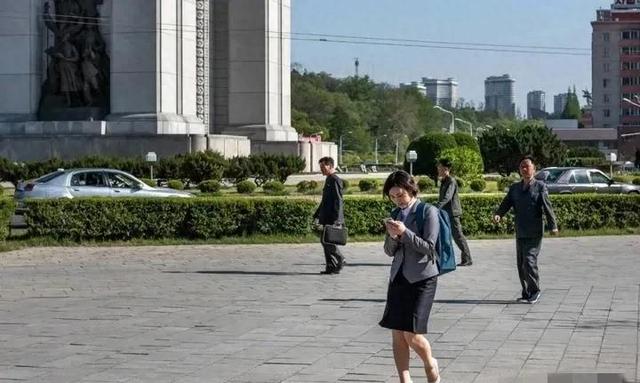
[383,170,419,198]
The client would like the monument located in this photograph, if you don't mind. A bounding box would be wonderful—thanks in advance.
[0,0,336,172]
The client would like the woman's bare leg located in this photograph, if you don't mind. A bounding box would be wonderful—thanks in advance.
[392,330,412,382]
[403,332,438,381]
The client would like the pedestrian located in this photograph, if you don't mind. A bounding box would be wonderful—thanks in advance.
[493,155,559,304]
[379,170,440,383]
[313,157,346,275]
[435,158,473,266]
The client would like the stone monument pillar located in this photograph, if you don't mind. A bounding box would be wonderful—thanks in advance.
[0,0,42,122]
[213,0,297,142]
[107,0,205,136]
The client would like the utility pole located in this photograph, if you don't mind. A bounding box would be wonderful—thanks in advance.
[354,57,359,77]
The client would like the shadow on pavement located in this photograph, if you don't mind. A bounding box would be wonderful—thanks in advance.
[163,270,321,276]
[434,299,517,305]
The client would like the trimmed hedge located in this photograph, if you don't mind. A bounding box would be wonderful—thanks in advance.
[0,197,14,241]
[23,194,640,241]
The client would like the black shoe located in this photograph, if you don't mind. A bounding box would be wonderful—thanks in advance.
[527,292,541,304]
[320,268,339,275]
[457,261,473,266]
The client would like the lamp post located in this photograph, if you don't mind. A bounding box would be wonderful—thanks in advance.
[455,118,473,136]
[339,131,352,167]
[433,105,455,133]
[375,134,387,165]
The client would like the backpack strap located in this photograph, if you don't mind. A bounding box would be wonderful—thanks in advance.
[415,201,426,236]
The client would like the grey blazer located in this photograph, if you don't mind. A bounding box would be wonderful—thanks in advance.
[435,175,462,217]
[383,202,440,283]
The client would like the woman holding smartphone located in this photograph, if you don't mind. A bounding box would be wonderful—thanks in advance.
[380,170,441,383]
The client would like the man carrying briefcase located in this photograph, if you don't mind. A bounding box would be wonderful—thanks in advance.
[313,156,346,275]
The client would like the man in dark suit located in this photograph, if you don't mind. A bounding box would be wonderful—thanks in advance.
[493,155,558,304]
[435,158,473,266]
[313,157,345,274]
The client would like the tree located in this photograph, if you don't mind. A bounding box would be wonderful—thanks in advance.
[477,124,521,176]
[562,87,581,120]
[514,122,567,168]
[405,133,457,180]
[180,150,228,185]
[451,132,480,153]
[439,147,484,179]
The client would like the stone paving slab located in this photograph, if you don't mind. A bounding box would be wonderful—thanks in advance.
[0,236,639,382]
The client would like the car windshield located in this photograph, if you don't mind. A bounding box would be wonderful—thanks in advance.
[35,170,65,183]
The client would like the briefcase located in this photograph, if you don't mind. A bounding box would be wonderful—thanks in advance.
[322,224,348,246]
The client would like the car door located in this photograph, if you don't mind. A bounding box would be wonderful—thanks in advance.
[565,169,592,193]
[589,170,617,194]
[105,171,140,197]
[68,171,110,198]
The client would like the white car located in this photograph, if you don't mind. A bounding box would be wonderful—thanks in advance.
[15,168,192,201]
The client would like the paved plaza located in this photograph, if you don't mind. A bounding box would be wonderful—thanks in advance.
[0,236,639,383]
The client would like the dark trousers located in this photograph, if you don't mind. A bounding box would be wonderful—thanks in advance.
[322,242,344,270]
[450,215,472,263]
[516,237,542,299]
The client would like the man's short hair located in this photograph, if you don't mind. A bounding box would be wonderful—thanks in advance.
[438,158,452,169]
[318,157,335,167]
[520,155,535,164]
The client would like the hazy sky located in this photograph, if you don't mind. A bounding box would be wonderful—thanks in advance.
[291,0,613,113]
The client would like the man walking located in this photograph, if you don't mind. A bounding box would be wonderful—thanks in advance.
[313,157,346,275]
[435,158,473,266]
[493,155,558,304]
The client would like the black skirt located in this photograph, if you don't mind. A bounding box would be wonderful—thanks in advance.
[379,270,437,334]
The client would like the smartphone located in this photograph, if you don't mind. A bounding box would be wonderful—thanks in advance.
[382,218,394,225]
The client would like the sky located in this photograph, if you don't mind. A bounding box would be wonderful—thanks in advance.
[291,0,613,114]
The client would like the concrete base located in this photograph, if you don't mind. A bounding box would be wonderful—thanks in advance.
[223,124,299,142]
[252,140,338,173]
[0,121,251,162]
[106,113,207,135]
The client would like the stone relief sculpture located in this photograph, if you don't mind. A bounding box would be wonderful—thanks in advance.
[38,0,110,120]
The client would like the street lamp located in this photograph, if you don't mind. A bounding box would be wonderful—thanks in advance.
[338,131,352,167]
[374,134,387,165]
[623,97,640,108]
[433,105,455,133]
[454,118,473,136]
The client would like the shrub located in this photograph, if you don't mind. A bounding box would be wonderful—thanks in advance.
[358,179,379,192]
[417,177,435,193]
[180,150,227,185]
[439,147,484,180]
[22,194,640,241]
[167,179,184,190]
[483,175,501,182]
[633,177,640,185]
[405,132,457,179]
[262,181,287,195]
[452,132,480,153]
[224,157,253,184]
[567,146,605,159]
[198,180,221,193]
[342,179,350,191]
[564,157,606,167]
[296,180,319,193]
[236,180,256,194]
[0,197,14,241]
[498,176,518,192]
[470,179,487,192]
[612,176,626,183]
[141,178,156,187]
[456,177,465,189]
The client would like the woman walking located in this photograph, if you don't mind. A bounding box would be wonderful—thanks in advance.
[380,170,441,383]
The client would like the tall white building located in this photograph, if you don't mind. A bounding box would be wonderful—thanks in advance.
[421,78,458,108]
[484,74,515,117]
[527,91,546,119]
[400,81,427,97]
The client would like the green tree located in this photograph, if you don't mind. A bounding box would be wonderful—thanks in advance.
[405,133,457,180]
[180,150,228,185]
[562,87,581,120]
[477,124,521,176]
[514,123,568,168]
[451,132,480,153]
[439,147,484,179]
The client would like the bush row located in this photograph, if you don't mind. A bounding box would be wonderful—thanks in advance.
[0,152,306,187]
[23,194,640,241]
[0,197,14,241]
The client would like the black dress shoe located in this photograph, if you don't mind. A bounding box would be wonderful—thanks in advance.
[457,261,473,266]
[320,268,338,275]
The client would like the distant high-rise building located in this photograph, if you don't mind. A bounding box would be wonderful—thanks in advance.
[400,81,427,97]
[421,77,458,108]
[527,90,546,119]
[484,74,515,117]
[554,93,570,116]
[592,0,640,130]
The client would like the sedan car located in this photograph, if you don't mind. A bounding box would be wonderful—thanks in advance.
[535,167,640,194]
[15,168,192,201]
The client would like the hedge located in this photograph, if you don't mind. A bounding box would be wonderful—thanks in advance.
[0,197,14,241]
[23,194,640,241]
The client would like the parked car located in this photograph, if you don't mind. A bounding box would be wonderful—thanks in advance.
[15,168,192,202]
[535,167,640,194]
